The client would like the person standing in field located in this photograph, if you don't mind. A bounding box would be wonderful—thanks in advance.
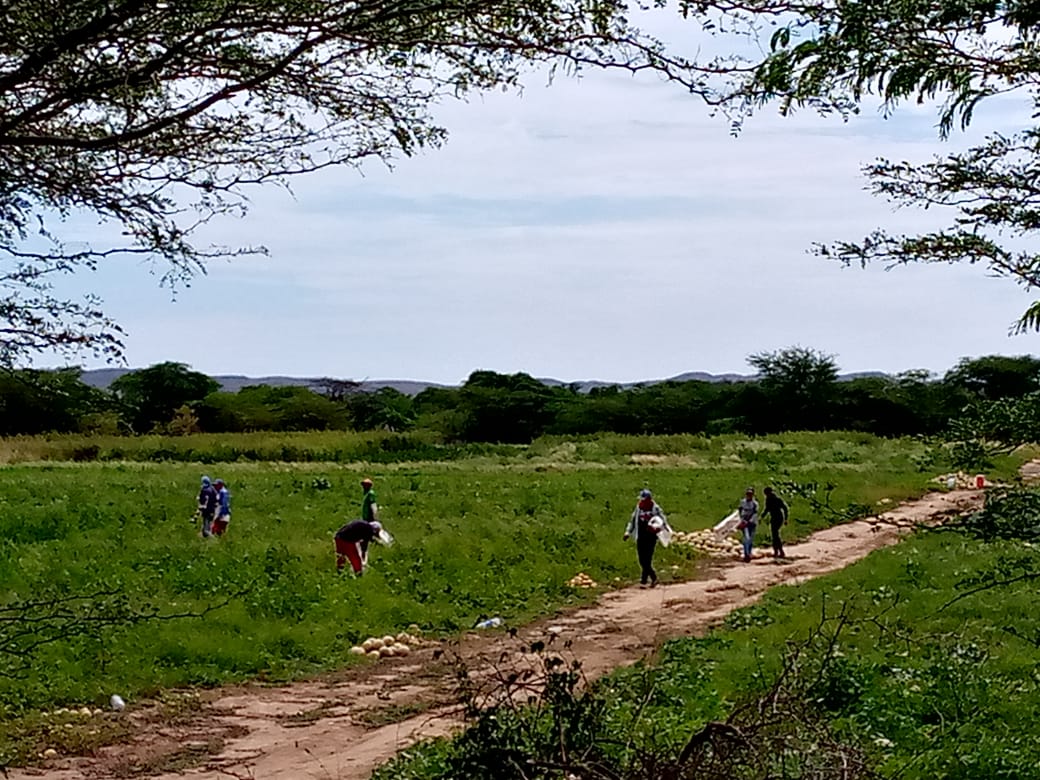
[763,486,789,558]
[360,477,379,523]
[212,478,231,536]
[737,487,759,563]
[623,489,668,588]
[334,518,384,574]
[197,475,218,538]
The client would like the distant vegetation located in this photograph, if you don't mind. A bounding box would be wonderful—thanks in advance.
[6,351,1040,452]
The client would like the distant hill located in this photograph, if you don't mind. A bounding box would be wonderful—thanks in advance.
[535,371,753,393]
[79,369,448,396]
[79,368,888,396]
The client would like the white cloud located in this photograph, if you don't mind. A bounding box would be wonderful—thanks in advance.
[38,15,1038,384]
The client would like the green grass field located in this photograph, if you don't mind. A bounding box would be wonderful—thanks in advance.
[0,430,1025,767]
[377,512,1040,779]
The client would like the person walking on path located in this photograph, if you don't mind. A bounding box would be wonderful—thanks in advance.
[334,519,384,574]
[623,489,669,588]
[737,487,760,563]
[360,478,379,523]
[213,478,232,536]
[763,486,789,558]
[197,476,218,538]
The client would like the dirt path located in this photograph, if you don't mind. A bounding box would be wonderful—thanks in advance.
[14,487,987,780]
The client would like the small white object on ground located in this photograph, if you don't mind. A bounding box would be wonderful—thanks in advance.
[110,694,125,711]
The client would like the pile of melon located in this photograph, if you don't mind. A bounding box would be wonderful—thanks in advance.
[566,572,598,589]
[350,629,423,660]
[670,528,743,558]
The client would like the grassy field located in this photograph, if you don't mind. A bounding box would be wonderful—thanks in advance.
[376,509,1040,779]
[0,431,1024,767]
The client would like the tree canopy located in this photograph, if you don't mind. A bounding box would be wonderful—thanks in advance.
[110,361,218,432]
[747,346,839,431]
[680,0,1040,332]
[5,1,1037,366]
[0,0,707,367]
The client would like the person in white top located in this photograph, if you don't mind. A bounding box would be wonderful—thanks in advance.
[737,487,760,563]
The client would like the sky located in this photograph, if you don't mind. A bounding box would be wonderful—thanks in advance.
[43,10,1039,386]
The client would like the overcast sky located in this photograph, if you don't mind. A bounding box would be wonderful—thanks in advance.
[45,11,1038,385]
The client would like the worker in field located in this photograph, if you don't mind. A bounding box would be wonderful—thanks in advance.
[623,489,669,588]
[196,475,218,538]
[763,486,789,558]
[737,487,759,562]
[360,477,379,523]
[212,478,231,536]
[334,518,384,574]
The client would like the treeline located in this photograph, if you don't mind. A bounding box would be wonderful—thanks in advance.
[4,349,1040,442]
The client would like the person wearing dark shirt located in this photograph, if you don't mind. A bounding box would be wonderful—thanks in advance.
[763,486,789,559]
[334,519,383,574]
[623,489,669,588]
[197,476,218,538]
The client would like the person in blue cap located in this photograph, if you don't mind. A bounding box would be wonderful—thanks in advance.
[196,475,218,538]
[623,488,668,588]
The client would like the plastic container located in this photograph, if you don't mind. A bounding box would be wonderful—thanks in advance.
[975,474,986,489]
[475,617,503,629]
[946,476,957,489]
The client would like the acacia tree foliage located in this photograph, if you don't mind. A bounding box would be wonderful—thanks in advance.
[748,346,839,430]
[679,0,1040,332]
[944,354,1040,401]
[0,0,715,367]
[0,367,108,435]
[110,361,219,432]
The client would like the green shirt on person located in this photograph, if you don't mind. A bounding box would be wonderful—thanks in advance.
[362,489,378,522]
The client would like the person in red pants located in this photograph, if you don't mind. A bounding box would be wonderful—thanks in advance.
[334,519,383,574]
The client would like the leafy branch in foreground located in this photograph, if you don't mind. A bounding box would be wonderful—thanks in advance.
[673,1,1040,332]
[770,477,871,524]
[942,391,1040,470]
[0,0,720,366]
[0,587,237,678]
[380,607,880,780]
[940,486,1040,545]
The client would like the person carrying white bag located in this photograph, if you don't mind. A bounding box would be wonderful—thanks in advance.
[623,489,672,588]
[736,487,760,563]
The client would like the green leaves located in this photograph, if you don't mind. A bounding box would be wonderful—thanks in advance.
[0,0,705,367]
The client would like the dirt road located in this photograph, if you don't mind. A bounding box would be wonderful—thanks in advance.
[14,487,986,780]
